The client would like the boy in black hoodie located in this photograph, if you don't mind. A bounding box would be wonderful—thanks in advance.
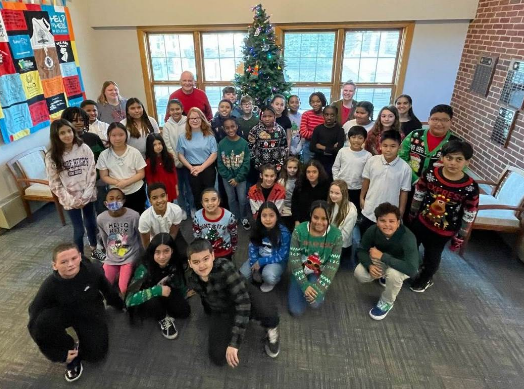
[28,243,124,382]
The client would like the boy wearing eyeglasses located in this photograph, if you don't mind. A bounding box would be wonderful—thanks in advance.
[399,104,461,185]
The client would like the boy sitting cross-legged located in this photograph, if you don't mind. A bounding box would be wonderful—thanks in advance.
[354,202,419,320]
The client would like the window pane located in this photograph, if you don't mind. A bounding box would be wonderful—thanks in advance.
[154,85,179,126]
[202,32,246,82]
[290,87,332,113]
[148,33,196,82]
[205,86,227,115]
[284,32,335,82]
[342,30,401,83]
[353,88,392,111]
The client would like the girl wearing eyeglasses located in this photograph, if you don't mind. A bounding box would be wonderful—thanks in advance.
[96,122,147,214]
[287,200,342,317]
[176,107,217,209]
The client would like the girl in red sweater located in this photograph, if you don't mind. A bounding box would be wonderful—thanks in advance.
[299,92,327,163]
[145,134,178,202]
[248,164,286,218]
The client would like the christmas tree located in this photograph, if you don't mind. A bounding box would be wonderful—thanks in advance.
[234,4,292,108]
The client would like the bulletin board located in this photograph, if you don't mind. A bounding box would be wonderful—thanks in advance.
[0,1,85,144]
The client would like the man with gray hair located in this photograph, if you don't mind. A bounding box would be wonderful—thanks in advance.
[164,71,213,121]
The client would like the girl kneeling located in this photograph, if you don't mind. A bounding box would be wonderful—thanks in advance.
[239,202,290,293]
[126,233,190,339]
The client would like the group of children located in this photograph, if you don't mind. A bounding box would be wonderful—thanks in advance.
[33,81,480,382]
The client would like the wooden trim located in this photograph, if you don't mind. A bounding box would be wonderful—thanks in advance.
[331,28,345,102]
[193,31,205,88]
[137,28,156,117]
[276,22,413,30]
[394,22,415,97]
[137,25,249,33]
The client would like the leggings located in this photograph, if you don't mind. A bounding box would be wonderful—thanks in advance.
[187,164,216,209]
[125,183,146,214]
[103,263,134,294]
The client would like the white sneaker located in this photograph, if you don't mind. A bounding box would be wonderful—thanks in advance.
[260,283,275,293]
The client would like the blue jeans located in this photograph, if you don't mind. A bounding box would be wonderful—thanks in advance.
[66,201,97,254]
[222,178,248,221]
[239,260,286,286]
[288,273,324,317]
[176,167,194,213]
[301,140,312,163]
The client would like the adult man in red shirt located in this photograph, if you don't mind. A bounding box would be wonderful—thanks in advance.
[164,71,213,122]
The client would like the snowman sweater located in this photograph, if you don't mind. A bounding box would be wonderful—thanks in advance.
[193,208,238,257]
[288,222,342,300]
[410,167,479,238]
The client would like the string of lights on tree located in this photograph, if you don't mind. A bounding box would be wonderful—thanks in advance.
[234,4,292,107]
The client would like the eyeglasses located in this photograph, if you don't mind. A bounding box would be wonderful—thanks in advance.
[189,117,202,121]
[429,118,450,123]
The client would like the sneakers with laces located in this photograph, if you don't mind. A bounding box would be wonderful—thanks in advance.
[91,249,106,263]
[64,358,83,382]
[369,299,393,320]
[241,219,251,230]
[264,327,280,358]
[260,283,275,293]
[158,316,178,339]
[378,277,386,287]
[410,279,434,293]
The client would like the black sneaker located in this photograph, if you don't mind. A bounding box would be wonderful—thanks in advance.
[64,358,83,382]
[410,279,434,293]
[91,249,107,262]
[241,219,251,231]
[264,327,280,358]
[158,316,178,339]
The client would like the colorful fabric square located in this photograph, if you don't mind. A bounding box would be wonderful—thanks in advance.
[25,12,54,49]
[0,13,9,42]
[42,5,69,37]
[8,34,33,59]
[1,10,27,31]
[63,75,81,97]
[3,103,32,140]
[33,47,61,79]
[67,95,84,108]
[20,70,43,100]
[46,92,66,120]
[15,56,37,73]
[28,98,49,126]
[60,62,77,78]
[41,76,64,97]
[55,40,74,63]
[0,73,26,106]
[0,42,16,75]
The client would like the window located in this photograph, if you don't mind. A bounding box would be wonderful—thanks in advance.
[139,24,411,125]
[283,28,402,111]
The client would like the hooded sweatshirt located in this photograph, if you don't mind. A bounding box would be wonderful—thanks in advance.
[162,115,187,168]
[45,143,97,210]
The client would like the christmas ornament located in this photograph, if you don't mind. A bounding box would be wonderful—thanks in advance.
[253,64,259,76]
[261,43,270,51]
[254,27,261,36]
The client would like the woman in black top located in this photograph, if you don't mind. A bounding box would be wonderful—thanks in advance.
[271,94,292,150]
[395,94,422,136]
[291,159,331,226]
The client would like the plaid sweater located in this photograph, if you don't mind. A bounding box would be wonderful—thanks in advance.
[189,258,251,348]
[410,167,479,238]
[288,222,342,300]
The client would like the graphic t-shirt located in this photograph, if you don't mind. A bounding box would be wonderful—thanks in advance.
[97,208,141,265]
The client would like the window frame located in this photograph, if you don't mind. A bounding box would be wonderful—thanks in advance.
[137,22,414,124]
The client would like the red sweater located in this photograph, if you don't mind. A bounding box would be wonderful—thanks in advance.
[164,88,213,122]
[145,157,178,201]
[300,110,324,140]
[248,183,286,218]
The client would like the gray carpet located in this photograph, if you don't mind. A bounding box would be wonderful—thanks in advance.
[0,204,523,389]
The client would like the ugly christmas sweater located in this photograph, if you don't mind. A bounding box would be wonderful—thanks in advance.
[193,208,238,258]
[247,122,288,171]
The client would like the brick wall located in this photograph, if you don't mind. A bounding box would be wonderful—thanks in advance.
[450,0,524,181]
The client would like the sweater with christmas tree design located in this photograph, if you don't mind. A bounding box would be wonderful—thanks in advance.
[193,208,238,258]
[288,222,342,301]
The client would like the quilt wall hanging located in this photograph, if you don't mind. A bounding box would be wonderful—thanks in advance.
[0,1,85,143]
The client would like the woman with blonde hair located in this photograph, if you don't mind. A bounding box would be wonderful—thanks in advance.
[97,81,127,124]
[176,107,217,209]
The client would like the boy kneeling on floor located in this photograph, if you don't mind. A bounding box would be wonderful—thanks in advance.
[354,202,419,320]
[187,238,281,367]
[28,243,124,382]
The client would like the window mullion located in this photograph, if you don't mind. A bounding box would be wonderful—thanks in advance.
[194,31,205,89]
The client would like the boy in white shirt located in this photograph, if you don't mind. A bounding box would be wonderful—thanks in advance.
[359,130,411,235]
[332,125,372,216]
[81,100,109,143]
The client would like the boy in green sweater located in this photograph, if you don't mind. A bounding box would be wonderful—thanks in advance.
[354,202,419,320]
[217,118,251,230]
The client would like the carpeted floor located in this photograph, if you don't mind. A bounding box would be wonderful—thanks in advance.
[0,204,523,389]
